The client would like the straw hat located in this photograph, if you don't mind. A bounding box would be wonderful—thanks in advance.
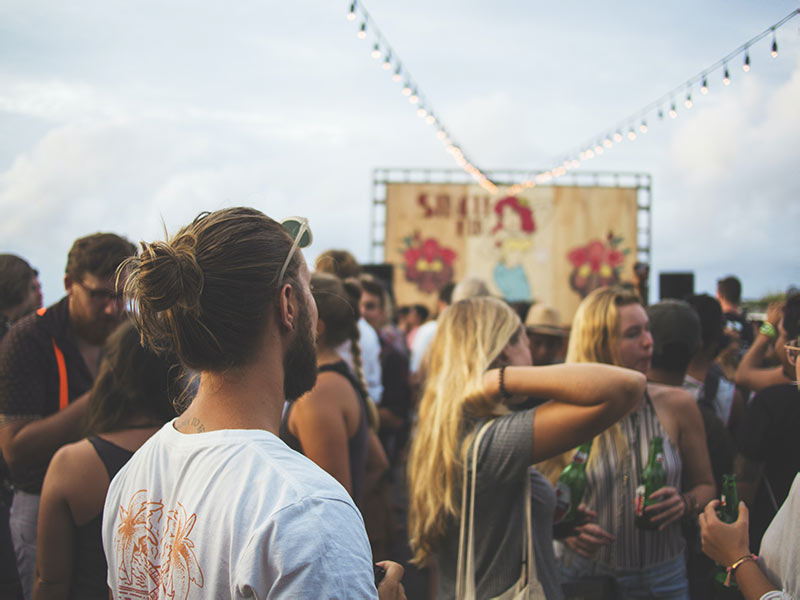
[525,304,567,336]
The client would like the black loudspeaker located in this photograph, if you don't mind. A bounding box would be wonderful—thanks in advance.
[659,272,694,301]
[361,264,395,298]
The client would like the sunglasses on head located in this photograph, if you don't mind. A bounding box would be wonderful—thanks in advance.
[277,217,313,286]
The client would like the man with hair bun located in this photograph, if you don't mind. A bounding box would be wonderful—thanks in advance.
[0,233,135,598]
[103,208,405,600]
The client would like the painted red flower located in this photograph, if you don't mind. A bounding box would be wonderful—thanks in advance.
[566,233,630,298]
[402,235,457,294]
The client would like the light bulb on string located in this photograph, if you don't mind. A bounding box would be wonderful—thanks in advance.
[669,103,677,119]
[723,65,731,85]
[604,137,613,148]
[627,128,637,141]
[614,131,623,143]
[392,66,402,82]
[771,32,778,58]
[639,120,648,134]
[401,82,412,96]
[743,51,750,72]
[425,114,436,125]
[357,23,367,39]
[347,2,357,21]
[585,149,595,159]
[436,130,447,140]
[409,89,419,104]
[594,144,604,155]
[417,107,427,118]
[382,54,392,70]
[571,159,580,168]
[684,93,692,109]
[701,77,708,95]
[371,43,381,59]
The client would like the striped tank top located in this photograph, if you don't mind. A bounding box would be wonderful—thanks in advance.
[567,393,684,570]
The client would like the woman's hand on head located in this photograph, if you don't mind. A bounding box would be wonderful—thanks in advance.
[699,500,751,567]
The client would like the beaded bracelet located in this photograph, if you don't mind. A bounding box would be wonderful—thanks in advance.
[760,322,777,340]
[499,366,512,399]
[725,554,758,587]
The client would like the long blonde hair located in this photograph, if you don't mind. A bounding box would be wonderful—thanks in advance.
[537,286,642,483]
[407,297,522,565]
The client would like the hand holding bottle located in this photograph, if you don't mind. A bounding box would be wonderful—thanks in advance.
[642,486,685,530]
[699,500,750,568]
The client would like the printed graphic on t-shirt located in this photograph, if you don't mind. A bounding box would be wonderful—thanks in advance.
[113,489,205,598]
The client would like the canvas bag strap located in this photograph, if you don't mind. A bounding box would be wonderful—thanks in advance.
[456,419,494,600]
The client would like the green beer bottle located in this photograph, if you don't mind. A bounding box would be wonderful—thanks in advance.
[553,441,592,537]
[635,436,666,530]
[713,475,740,586]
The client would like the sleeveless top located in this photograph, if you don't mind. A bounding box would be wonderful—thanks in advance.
[280,361,369,506]
[563,392,684,570]
[69,436,134,600]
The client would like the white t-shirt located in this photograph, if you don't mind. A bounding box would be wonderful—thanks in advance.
[409,320,438,375]
[338,317,383,404]
[103,421,377,599]
[758,472,800,599]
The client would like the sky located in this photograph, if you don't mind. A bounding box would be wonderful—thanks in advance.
[1,0,799,305]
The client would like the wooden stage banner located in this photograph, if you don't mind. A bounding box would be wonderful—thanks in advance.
[385,183,638,326]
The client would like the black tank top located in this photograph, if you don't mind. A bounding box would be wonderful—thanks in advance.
[69,436,134,600]
[280,361,369,506]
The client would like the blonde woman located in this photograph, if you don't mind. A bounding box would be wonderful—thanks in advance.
[407,297,645,599]
[546,287,715,598]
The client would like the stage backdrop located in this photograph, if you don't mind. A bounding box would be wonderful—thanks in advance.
[385,183,638,326]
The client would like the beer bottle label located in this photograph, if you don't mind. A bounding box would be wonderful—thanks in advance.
[635,484,646,517]
[656,453,664,465]
[721,494,727,509]
[553,481,571,523]
[574,450,588,464]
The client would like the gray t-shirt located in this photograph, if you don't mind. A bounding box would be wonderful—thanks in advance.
[435,409,564,599]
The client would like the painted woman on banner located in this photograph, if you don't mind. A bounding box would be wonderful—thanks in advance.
[491,195,535,302]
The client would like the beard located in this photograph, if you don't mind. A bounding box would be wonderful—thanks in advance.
[282,298,318,400]
[71,309,125,346]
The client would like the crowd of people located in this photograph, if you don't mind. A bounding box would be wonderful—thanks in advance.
[0,207,797,600]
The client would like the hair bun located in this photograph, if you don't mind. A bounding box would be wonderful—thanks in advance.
[137,237,204,314]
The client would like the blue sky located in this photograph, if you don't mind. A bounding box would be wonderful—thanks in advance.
[1,1,798,303]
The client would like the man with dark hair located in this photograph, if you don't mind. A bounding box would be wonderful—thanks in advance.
[0,255,42,338]
[359,276,411,464]
[717,275,754,349]
[0,233,135,598]
[0,254,41,600]
[684,294,745,430]
[734,294,800,553]
[646,299,731,599]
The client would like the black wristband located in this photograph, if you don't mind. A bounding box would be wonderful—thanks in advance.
[499,366,512,399]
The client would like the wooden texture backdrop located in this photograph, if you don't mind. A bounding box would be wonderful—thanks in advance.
[385,183,638,325]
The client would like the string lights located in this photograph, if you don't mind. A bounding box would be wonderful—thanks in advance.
[531,8,800,186]
[345,0,497,193]
[345,4,798,196]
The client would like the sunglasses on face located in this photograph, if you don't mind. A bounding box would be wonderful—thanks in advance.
[278,216,313,286]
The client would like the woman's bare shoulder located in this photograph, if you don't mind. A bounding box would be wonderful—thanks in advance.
[647,382,696,410]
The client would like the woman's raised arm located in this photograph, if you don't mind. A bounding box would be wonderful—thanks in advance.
[484,363,645,463]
